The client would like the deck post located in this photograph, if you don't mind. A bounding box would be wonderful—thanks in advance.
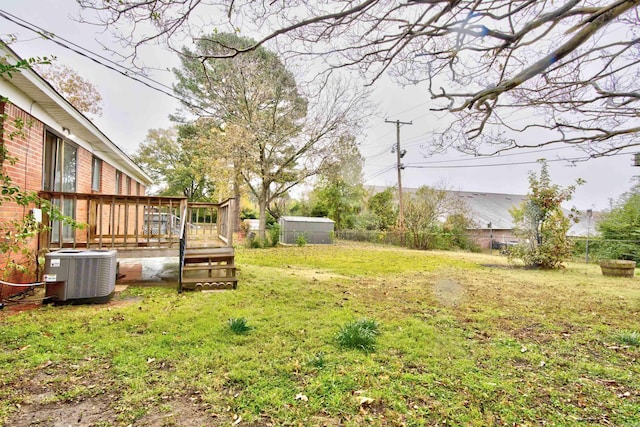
[226,198,234,246]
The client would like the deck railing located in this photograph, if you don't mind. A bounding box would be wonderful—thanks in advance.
[178,202,188,293]
[38,191,234,253]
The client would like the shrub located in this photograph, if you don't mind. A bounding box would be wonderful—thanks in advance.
[295,234,307,247]
[267,224,280,247]
[508,161,582,269]
[228,318,252,334]
[614,330,640,347]
[336,318,380,352]
[244,233,263,249]
[596,184,640,262]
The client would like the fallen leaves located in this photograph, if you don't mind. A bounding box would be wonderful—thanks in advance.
[357,396,375,406]
[354,390,374,407]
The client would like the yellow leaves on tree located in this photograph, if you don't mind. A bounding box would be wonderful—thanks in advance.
[37,64,103,117]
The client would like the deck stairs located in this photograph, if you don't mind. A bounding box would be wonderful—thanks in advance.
[180,246,237,290]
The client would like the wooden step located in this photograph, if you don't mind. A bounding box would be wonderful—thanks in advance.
[184,251,233,257]
[184,257,233,266]
[181,277,238,284]
[181,277,238,290]
[180,246,237,291]
[183,265,236,277]
[183,264,236,271]
[185,247,234,255]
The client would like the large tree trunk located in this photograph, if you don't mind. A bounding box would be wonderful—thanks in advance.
[258,188,268,241]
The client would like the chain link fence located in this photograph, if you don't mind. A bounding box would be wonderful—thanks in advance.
[335,229,490,251]
[336,230,640,262]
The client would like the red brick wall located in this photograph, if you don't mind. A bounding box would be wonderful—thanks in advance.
[87,161,146,196]
[101,162,117,194]
[1,101,148,295]
[472,229,518,249]
[126,176,134,195]
[0,102,45,290]
[1,103,45,193]
[77,148,93,193]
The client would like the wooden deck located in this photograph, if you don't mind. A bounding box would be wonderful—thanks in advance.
[38,192,237,290]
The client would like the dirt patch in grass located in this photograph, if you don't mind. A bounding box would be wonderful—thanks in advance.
[433,278,464,307]
[7,397,225,427]
[5,360,237,425]
[8,398,116,427]
[6,364,227,426]
[133,398,226,426]
[281,265,351,283]
[480,263,540,270]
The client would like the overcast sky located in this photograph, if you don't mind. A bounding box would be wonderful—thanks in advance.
[2,0,638,211]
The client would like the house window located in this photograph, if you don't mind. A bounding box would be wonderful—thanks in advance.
[91,156,102,191]
[115,170,122,194]
[44,131,77,192]
[43,130,77,243]
[136,182,142,196]
[125,176,131,195]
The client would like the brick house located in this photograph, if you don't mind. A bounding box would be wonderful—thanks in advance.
[1,43,152,296]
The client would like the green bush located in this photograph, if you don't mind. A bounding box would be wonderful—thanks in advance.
[336,318,380,353]
[243,224,280,249]
[508,162,582,269]
[267,224,280,247]
[596,191,640,262]
[614,330,640,347]
[295,234,307,247]
[571,238,604,262]
[240,207,258,220]
[244,233,263,249]
[228,318,252,334]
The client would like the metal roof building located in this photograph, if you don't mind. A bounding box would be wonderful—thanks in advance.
[367,186,596,236]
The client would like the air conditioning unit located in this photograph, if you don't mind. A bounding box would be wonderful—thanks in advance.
[44,249,117,303]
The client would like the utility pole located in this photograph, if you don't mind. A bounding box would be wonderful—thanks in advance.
[385,119,412,246]
[585,209,593,263]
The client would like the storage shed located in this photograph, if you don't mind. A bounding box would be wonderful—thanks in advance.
[279,216,335,244]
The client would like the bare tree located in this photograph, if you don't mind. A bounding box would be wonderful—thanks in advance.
[403,184,472,250]
[171,33,370,238]
[77,0,640,157]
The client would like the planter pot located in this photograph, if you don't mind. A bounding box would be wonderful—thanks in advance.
[599,260,636,277]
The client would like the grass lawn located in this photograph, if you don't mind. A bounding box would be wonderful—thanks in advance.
[1,241,639,426]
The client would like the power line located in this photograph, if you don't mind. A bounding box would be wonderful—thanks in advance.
[404,150,632,169]
[364,165,395,182]
[0,10,167,85]
[364,102,432,149]
[367,127,608,166]
[406,145,579,165]
[363,144,394,159]
[0,9,211,113]
[363,151,632,185]
[405,158,572,169]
